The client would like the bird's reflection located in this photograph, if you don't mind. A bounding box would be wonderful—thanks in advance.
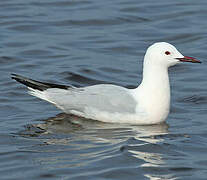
[21,113,169,144]
[19,113,176,180]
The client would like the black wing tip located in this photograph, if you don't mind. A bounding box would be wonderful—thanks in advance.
[11,73,21,81]
[11,73,26,82]
[11,76,18,81]
[11,73,46,91]
[11,73,19,77]
[11,73,17,76]
[11,73,71,91]
[11,73,17,78]
[11,73,24,80]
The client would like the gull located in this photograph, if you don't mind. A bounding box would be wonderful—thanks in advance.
[11,42,201,125]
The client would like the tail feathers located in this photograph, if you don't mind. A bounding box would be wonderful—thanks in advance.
[11,74,71,91]
[28,88,56,104]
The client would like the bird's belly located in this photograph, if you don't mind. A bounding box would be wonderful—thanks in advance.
[68,107,166,125]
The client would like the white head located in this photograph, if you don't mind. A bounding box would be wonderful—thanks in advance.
[144,42,201,68]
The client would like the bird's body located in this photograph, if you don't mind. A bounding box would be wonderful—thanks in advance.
[12,42,201,125]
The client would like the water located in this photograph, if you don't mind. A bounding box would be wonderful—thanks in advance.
[1,0,207,179]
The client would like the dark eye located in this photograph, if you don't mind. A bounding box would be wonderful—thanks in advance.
[165,51,171,55]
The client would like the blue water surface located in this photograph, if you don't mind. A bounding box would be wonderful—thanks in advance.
[0,0,207,179]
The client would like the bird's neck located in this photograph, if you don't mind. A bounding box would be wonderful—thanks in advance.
[141,63,170,92]
[132,62,171,123]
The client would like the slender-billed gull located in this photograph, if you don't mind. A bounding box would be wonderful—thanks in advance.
[11,42,201,125]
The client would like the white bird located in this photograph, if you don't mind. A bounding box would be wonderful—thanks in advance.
[12,42,201,125]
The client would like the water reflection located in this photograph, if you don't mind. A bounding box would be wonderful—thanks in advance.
[17,113,176,179]
[21,113,169,143]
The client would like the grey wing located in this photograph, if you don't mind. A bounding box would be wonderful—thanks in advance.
[46,84,137,114]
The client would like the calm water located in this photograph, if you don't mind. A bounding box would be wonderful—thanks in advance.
[1,0,207,179]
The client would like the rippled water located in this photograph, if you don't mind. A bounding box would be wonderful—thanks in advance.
[1,0,207,179]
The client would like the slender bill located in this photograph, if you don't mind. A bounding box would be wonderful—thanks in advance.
[176,56,201,63]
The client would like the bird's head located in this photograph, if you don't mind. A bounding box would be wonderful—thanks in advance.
[144,42,201,68]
